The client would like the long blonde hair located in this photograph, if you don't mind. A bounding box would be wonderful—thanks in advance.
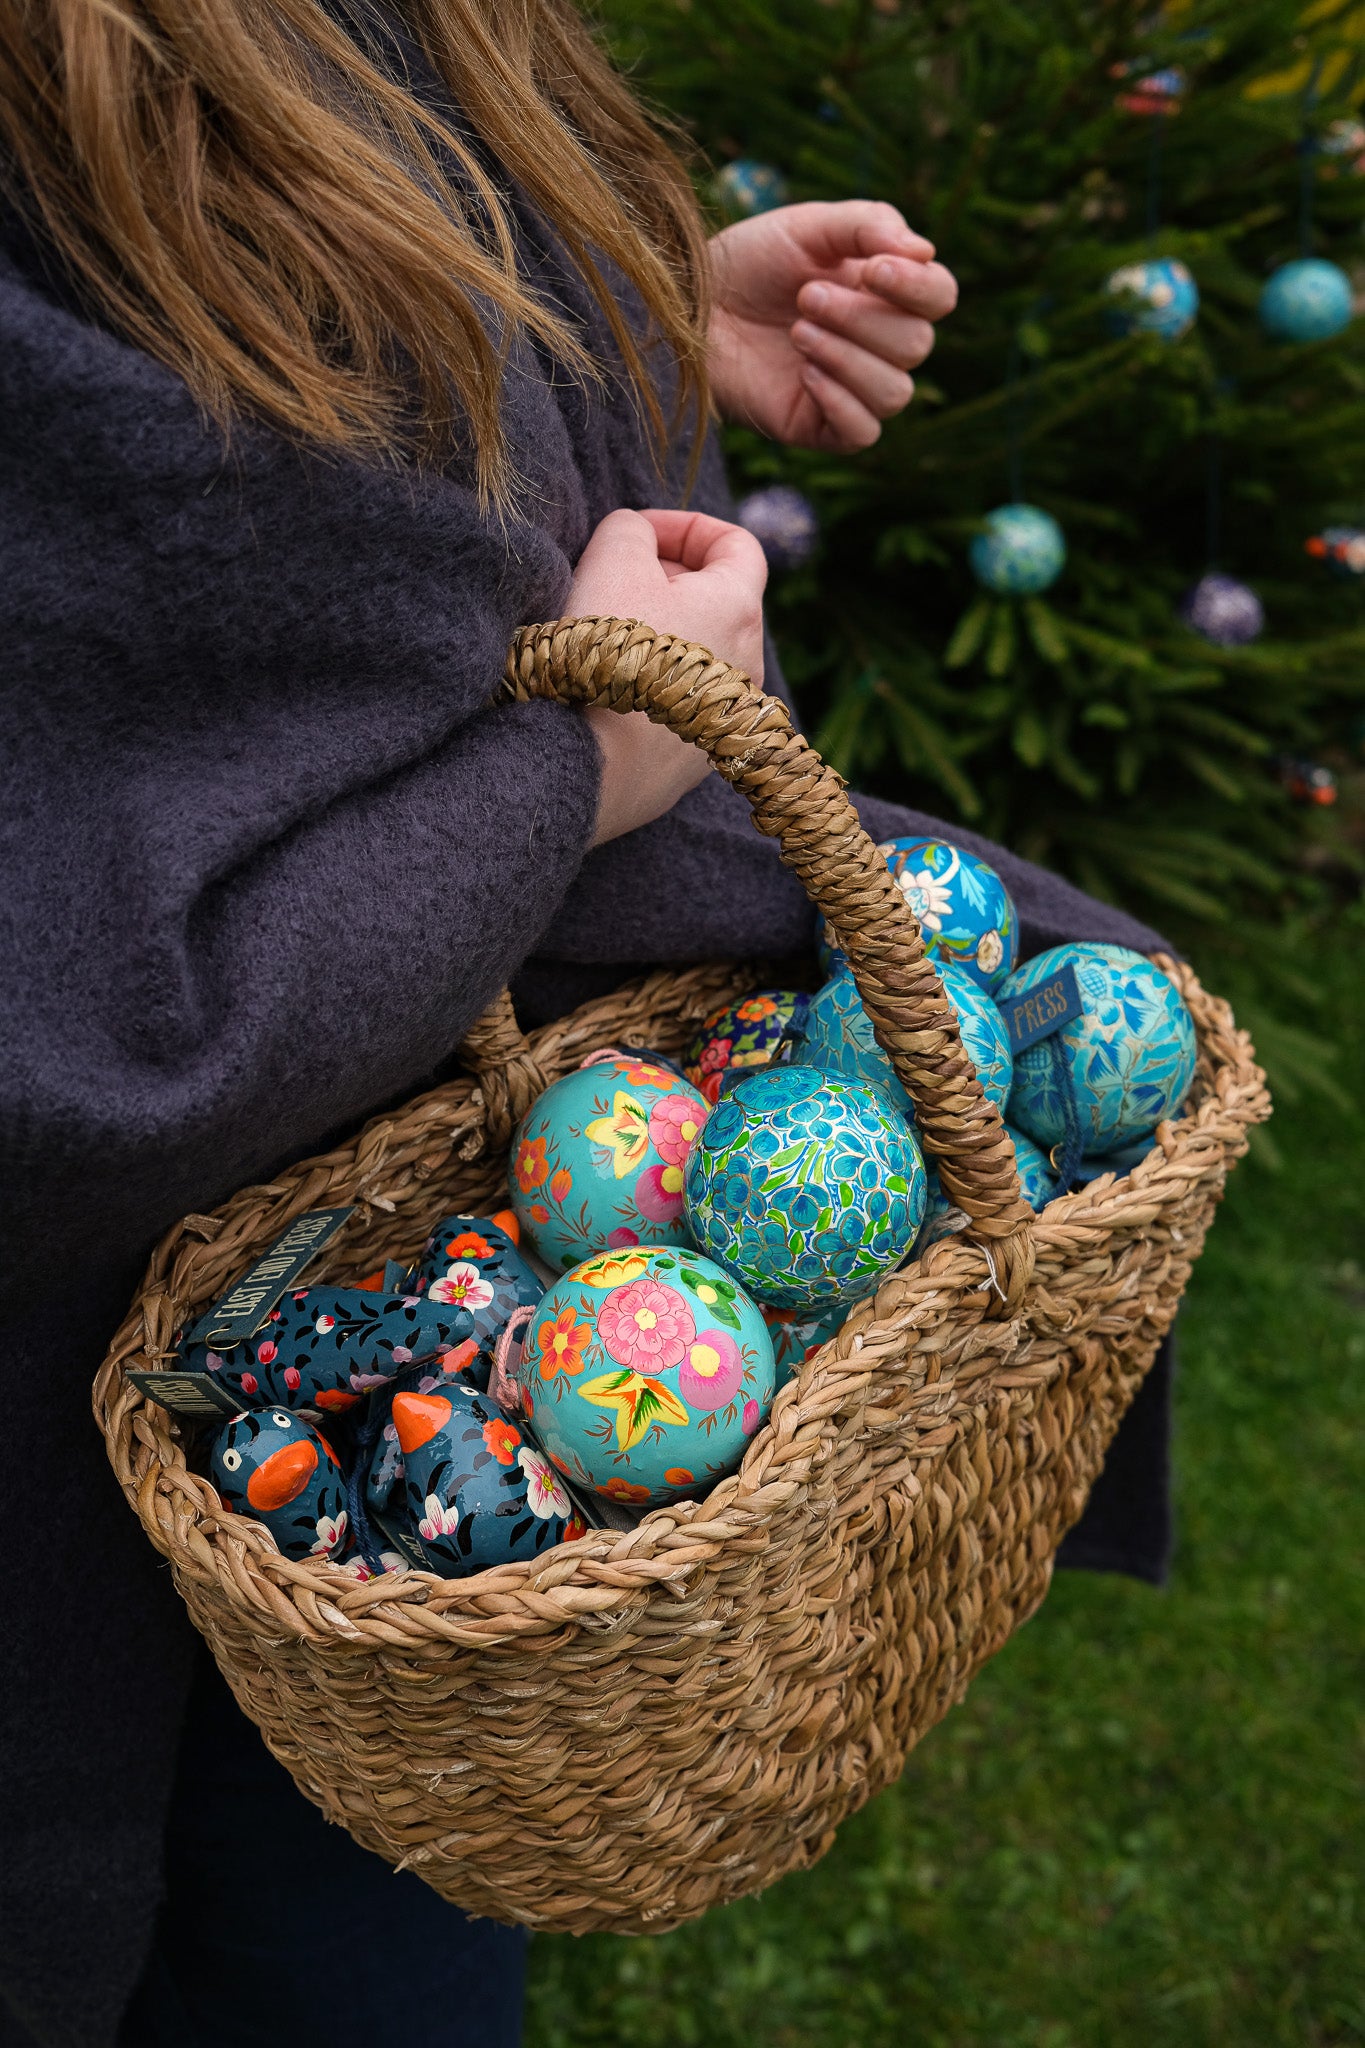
[0,0,711,498]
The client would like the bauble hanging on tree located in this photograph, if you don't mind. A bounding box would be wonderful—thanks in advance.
[1180,572,1264,647]
[1106,257,1199,341]
[1258,258,1354,343]
[714,159,788,217]
[1305,526,1365,578]
[969,504,1066,595]
[1321,118,1365,177]
[735,485,819,569]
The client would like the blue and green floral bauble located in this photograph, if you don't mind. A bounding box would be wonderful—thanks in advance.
[683,990,807,1106]
[761,1301,850,1390]
[1259,258,1353,343]
[684,1067,926,1312]
[1106,258,1199,341]
[969,503,1066,595]
[714,159,789,216]
[387,1381,585,1577]
[791,960,1012,1115]
[1002,944,1197,1153]
[509,1055,710,1272]
[516,1247,775,1505]
[882,835,1018,990]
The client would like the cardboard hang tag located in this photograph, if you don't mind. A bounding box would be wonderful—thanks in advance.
[186,1207,355,1349]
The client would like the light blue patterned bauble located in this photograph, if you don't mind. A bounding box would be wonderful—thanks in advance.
[1008,1125,1060,1210]
[791,960,1012,1115]
[762,1301,851,1389]
[969,504,1066,595]
[684,1067,926,1312]
[1002,943,1197,1153]
[1106,258,1199,341]
[1259,259,1353,343]
[816,837,1019,989]
[516,1247,775,1505]
[715,159,789,216]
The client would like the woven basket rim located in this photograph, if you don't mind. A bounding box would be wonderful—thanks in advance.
[94,953,1267,1648]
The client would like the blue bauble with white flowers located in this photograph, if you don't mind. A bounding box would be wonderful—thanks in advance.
[684,1066,926,1312]
[816,836,1018,990]
[969,503,1066,595]
[792,960,1012,1115]
[715,159,789,216]
[1002,943,1197,1154]
[1106,258,1199,341]
[1259,259,1353,343]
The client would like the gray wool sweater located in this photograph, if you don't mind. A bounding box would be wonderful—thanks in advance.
[0,58,1170,2048]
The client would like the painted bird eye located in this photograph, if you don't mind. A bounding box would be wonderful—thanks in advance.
[221,1448,242,1472]
[271,1412,292,1428]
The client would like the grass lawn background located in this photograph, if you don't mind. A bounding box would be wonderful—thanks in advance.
[527,918,1365,2048]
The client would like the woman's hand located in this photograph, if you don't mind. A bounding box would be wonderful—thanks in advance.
[566,507,768,847]
[708,200,958,451]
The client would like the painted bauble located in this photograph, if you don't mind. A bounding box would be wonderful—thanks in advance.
[735,486,820,570]
[389,1384,584,1577]
[1180,572,1264,647]
[211,1409,348,1561]
[969,504,1066,595]
[1114,64,1186,117]
[1106,258,1199,341]
[1002,943,1197,1154]
[509,1055,710,1271]
[762,1301,850,1390]
[683,1067,926,1312]
[715,158,789,216]
[516,1247,775,1505]
[1306,525,1365,578]
[413,1210,544,1390]
[1009,1125,1061,1210]
[1322,118,1365,175]
[885,835,1019,990]
[181,1285,475,1418]
[684,990,807,1105]
[791,960,1012,1115]
[1258,259,1353,343]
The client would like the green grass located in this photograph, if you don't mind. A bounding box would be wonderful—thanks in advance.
[526,920,1365,2048]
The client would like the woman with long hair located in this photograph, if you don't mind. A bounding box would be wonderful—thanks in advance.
[0,3,1170,2042]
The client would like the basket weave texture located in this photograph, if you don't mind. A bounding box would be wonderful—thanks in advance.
[95,619,1270,1935]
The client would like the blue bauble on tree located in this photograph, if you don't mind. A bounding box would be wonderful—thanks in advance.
[969,504,1066,595]
[736,486,819,570]
[1259,259,1353,343]
[1180,572,1264,647]
[715,160,788,217]
[1106,258,1199,341]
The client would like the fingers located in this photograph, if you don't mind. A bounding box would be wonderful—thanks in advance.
[796,362,883,451]
[573,506,661,579]
[791,320,913,423]
[793,291,936,375]
[786,199,936,269]
[639,508,768,589]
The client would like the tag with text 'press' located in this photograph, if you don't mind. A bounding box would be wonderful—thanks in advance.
[999,964,1082,1057]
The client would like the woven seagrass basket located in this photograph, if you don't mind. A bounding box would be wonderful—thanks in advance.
[95,617,1271,1934]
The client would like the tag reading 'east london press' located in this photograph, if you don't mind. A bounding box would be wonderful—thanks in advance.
[127,1207,355,1422]
[999,964,1083,1057]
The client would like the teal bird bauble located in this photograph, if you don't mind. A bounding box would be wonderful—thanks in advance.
[969,504,1066,595]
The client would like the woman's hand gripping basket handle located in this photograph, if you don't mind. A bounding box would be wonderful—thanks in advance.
[467,616,1035,1311]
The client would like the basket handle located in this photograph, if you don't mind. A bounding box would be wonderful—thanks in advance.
[464,616,1034,1306]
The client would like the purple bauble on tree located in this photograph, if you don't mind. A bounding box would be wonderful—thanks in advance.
[1180,572,1265,647]
[735,485,820,570]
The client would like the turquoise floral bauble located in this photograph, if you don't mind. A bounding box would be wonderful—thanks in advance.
[516,1247,775,1505]
[1002,944,1197,1153]
[815,837,1018,991]
[762,1301,850,1389]
[1259,258,1353,343]
[715,158,789,216]
[1106,258,1199,341]
[969,503,1066,595]
[1009,1125,1061,1209]
[683,1067,927,1312]
[509,1055,710,1273]
[683,989,807,1105]
[792,960,1012,1115]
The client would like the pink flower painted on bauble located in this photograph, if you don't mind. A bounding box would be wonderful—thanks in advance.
[742,1399,761,1435]
[678,1329,744,1412]
[256,1340,278,1365]
[608,1226,640,1249]
[647,1091,707,1168]
[634,1161,685,1225]
[598,1278,695,1372]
